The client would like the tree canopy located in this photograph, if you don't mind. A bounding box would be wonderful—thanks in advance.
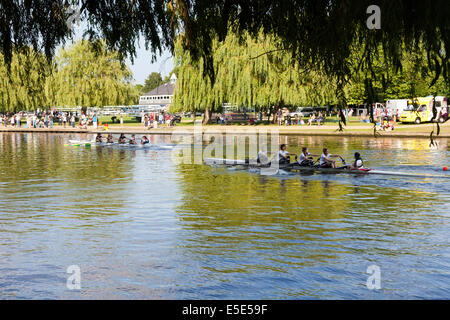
[142,72,163,93]
[172,31,449,122]
[171,31,338,121]
[0,40,138,111]
[0,1,448,88]
[345,43,450,105]
[49,40,137,108]
[0,47,53,112]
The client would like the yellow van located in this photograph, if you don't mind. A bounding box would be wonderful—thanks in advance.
[400,96,448,124]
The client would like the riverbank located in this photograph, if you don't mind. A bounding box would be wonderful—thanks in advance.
[1,122,449,138]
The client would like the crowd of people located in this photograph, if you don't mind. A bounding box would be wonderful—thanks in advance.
[0,110,179,130]
[0,111,80,129]
[276,109,327,126]
[141,112,178,128]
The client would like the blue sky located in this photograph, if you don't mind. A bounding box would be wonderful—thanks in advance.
[125,45,174,85]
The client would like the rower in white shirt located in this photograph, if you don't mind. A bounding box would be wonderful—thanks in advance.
[319,148,342,168]
[298,147,319,166]
[278,144,294,165]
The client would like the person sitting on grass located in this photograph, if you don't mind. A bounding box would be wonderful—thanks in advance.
[308,114,316,126]
[317,112,324,125]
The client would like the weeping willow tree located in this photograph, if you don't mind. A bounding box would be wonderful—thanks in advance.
[172,31,338,123]
[217,32,338,120]
[0,47,54,112]
[171,37,225,124]
[49,40,137,108]
[345,42,450,105]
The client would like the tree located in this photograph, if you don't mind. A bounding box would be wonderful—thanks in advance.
[134,83,145,95]
[142,72,163,93]
[345,43,450,105]
[171,31,338,123]
[0,47,53,112]
[0,1,448,86]
[48,40,137,107]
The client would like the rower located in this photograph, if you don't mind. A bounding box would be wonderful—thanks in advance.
[106,134,114,144]
[319,148,341,168]
[141,136,150,145]
[95,133,103,143]
[257,146,270,165]
[129,134,137,145]
[278,144,294,165]
[118,133,127,144]
[348,152,364,170]
[298,147,319,166]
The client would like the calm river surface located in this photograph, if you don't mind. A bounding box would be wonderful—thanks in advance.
[0,132,449,299]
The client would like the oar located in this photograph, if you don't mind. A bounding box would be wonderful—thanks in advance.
[338,155,347,165]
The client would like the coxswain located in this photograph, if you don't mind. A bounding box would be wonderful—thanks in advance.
[348,152,364,170]
[141,136,150,145]
[319,148,341,168]
[298,147,319,166]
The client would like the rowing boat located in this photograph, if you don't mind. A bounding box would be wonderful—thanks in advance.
[204,157,450,179]
[68,140,175,150]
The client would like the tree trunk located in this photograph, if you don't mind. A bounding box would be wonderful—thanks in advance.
[202,107,212,125]
[271,105,278,124]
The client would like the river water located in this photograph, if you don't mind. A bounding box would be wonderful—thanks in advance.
[0,132,449,299]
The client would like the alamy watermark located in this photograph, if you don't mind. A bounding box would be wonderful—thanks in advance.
[366,264,381,290]
[170,123,281,175]
[66,6,81,31]
[67,265,81,290]
[366,5,381,30]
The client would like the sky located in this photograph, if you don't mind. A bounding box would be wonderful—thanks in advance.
[125,45,174,85]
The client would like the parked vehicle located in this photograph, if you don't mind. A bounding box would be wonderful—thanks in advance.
[386,99,409,120]
[290,107,315,118]
[400,96,448,124]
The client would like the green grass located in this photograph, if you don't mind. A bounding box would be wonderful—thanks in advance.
[98,115,139,125]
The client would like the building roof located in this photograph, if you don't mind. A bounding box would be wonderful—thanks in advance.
[142,82,175,96]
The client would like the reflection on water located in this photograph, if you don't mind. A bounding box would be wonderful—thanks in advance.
[0,133,449,299]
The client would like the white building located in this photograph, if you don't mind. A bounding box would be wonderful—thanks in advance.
[139,74,177,107]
